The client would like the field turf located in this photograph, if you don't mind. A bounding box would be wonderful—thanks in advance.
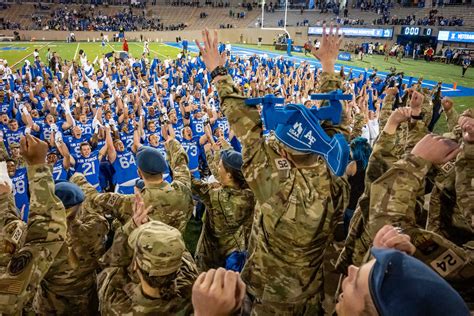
[0,41,471,134]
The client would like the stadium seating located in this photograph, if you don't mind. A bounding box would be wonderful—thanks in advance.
[0,2,472,30]
[250,4,473,27]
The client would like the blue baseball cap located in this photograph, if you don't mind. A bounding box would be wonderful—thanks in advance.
[369,248,469,316]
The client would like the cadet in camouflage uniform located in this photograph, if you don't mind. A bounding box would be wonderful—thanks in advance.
[98,205,198,315]
[336,88,431,271]
[192,144,255,271]
[196,27,349,314]
[71,138,193,233]
[0,135,67,315]
[32,180,109,315]
[366,123,474,308]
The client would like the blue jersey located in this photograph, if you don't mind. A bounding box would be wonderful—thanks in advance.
[172,121,184,142]
[66,135,88,158]
[75,150,102,191]
[191,117,205,137]
[4,127,25,148]
[52,159,68,181]
[11,167,29,222]
[120,131,135,149]
[76,119,94,138]
[214,117,230,138]
[181,137,200,178]
[112,149,139,186]
[39,122,55,141]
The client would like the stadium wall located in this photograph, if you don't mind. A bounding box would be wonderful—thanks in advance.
[1,27,385,46]
[2,26,473,48]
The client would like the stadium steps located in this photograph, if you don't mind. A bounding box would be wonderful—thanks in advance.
[247,4,474,27]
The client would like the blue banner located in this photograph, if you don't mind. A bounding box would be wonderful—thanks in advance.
[438,30,474,43]
[338,52,352,61]
[308,27,393,38]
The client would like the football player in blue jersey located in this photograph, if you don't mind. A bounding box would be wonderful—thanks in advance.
[65,125,89,158]
[6,158,29,222]
[105,126,139,194]
[181,125,207,179]
[67,141,108,191]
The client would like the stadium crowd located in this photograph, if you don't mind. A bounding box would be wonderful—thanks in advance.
[0,26,472,315]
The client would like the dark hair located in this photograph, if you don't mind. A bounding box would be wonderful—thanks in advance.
[139,267,177,300]
[80,142,90,150]
[350,137,372,169]
[139,170,163,181]
[222,163,248,190]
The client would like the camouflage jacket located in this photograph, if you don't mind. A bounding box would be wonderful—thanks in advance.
[192,174,255,270]
[70,139,193,233]
[0,164,67,315]
[367,150,474,306]
[97,219,198,316]
[33,176,109,314]
[215,73,349,304]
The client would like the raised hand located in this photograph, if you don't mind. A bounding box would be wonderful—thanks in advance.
[458,115,474,144]
[195,29,227,73]
[0,181,12,195]
[384,107,412,134]
[310,24,343,73]
[411,134,461,164]
[20,134,49,165]
[409,90,424,116]
[132,192,151,227]
[192,268,246,316]
[373,225,416,255]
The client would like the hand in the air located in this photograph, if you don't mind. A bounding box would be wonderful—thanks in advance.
[195,29,227,73]
[411,134,461,164]
[310,24,343,73]
[20,134,49,165]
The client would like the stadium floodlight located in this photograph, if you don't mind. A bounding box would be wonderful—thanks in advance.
[260,0,291,39]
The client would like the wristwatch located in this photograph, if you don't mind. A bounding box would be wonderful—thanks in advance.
[411,113,424,120]
[211,66,228,81]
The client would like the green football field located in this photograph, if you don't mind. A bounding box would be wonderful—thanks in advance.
[0,41,187,68]
[0,41,471,135]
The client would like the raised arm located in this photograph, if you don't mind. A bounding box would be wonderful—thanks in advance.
[165,138,191,190]
[368,135,460,238]
[9,135,67,312]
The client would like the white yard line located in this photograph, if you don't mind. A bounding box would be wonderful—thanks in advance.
[106,42,116,51]
[12,42,51,69]
[73,42,80,59]
[133,42,168,59]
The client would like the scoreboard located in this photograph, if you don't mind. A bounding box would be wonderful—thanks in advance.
[400,27,433,37]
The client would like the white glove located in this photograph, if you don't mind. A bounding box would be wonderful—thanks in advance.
[25,127,31,135]
[55,131,63,144]
[92,118,101,131]
[50,123,58,132]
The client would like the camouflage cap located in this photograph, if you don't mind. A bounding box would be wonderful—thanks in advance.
[128,221,185,277]
[9,143,20,149]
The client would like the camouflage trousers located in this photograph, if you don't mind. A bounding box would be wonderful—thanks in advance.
[241,292,324,316]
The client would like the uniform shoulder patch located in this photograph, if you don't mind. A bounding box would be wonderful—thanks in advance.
[106,195,119,208]
[8,250,33,276]
[274,158,291,170]
[430,249,464,277]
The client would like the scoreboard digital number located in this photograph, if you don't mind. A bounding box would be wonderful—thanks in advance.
[402,26,420,36]
[401,27,432,36]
